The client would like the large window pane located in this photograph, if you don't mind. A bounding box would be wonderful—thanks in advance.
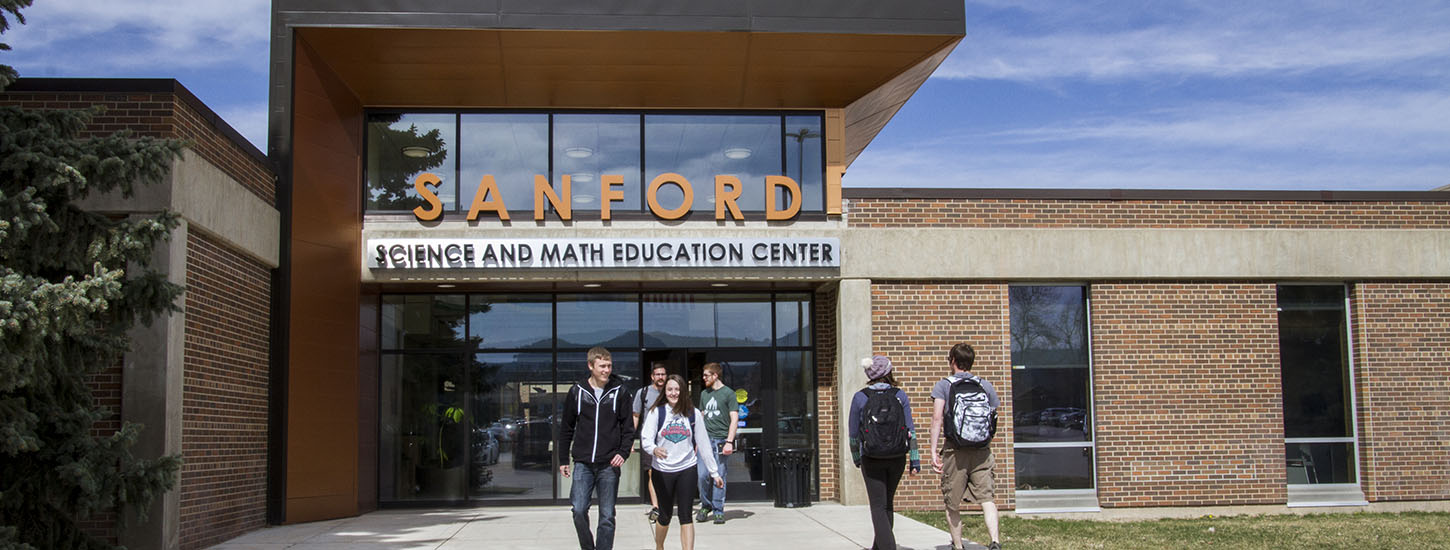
[381,295,466,350]
[784,115,823,212]
[554,114,641,211]
[1286,442,1357,484]
[471,352,555,500]
[645,115,782,213]
[459,114,548,214]
[470,295,553,350]
[380,354,468,502]
[775,294,812,347]
[555,350,641,499]
[716,295,772,347]
[557,294,639,348]
[643,294,716,347]
[1278,286,1352,439]
[1010,286,1091,443]
[1015,447,1094,491]
[366,113,455,213]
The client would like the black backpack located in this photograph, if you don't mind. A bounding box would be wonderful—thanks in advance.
[859,388,910,458]
[943,375,997,449]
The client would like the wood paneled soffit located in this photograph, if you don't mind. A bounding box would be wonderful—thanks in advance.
[297,27,958,110]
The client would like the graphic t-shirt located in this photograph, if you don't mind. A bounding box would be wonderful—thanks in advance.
[699,385,739,439]
[639,407,720,475]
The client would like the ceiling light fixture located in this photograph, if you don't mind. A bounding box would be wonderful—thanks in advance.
[564,146,594,159]
[723,147,752,160]
[710,283,729,287]
[570,172,595,183]
[401,146,433,158]
[572,195,597,204]
[582,283,603,288]
[437,284,456,289]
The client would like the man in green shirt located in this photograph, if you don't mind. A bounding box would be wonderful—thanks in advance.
[695,362,739,524]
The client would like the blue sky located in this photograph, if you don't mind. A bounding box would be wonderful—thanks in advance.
[6,1,1449,190]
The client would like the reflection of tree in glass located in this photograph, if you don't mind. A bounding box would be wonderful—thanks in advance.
[369,114,449,210]
[1009,287,1086,367]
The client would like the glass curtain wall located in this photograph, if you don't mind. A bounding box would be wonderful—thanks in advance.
[364,112,823,216]
[378,292,816,505]
[1009,286,1096,502]
[1278,285,1359,486]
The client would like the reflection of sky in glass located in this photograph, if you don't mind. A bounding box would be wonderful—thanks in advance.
[774,295,812,347]
[367,113,455,212]
[643,294,715,347]
[715,297,771,347]
[470,295,553,349]
[1009,286,1089,368]
[646,115,782,212]
[554,115,641,211]
[460,114,548,213]
[557,294,639,348]
[786,116,824,212]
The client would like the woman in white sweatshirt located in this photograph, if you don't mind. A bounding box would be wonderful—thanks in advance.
[639,375,724,550]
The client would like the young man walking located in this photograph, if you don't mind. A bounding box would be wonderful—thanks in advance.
[695,362,738,524]
[929,343,1003,550]
[633,361,670,523]
[559,347,635,550]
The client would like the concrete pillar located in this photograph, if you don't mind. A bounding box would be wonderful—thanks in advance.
[120,218,187,550]
[836,278,873,505]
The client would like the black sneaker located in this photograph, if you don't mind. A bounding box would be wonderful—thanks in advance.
[988,542,1001,550]
[646,507,659,524]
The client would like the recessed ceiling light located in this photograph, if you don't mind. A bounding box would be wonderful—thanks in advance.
[582,283,603,288]
[723,147,752,160]
[565,147,594,158]
[570,172,595,183]
[710,283,729,287]
[572,195,597,204]
[401,146,433,158]
[437,284,456,289]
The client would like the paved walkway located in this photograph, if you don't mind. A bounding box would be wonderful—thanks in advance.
[207,503,985,550]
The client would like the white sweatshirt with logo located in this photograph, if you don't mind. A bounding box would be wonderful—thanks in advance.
[639,406,721,476]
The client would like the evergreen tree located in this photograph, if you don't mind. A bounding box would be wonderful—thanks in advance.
[1,2,184,548]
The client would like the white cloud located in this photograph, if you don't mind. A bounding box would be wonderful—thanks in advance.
[5,0,269,74]
[214,102,269,152]
[942,1,1450,82]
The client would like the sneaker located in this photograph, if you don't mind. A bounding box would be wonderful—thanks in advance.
[988,542,1001,550]
[712,511,726,524]
[695,508,710,523]
[646,507,659,524]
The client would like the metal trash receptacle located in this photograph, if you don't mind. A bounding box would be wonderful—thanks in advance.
[767,448,812,508]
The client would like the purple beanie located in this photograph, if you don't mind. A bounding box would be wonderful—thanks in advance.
[863,355,893,380]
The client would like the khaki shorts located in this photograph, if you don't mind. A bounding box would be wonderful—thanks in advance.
[940,446,995,510]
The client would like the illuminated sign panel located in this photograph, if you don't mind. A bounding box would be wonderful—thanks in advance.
[367,238,840,270]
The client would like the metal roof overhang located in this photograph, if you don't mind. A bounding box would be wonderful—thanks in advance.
[295,26,960,165]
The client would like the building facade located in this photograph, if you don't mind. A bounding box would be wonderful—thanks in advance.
[5,2,1449,549]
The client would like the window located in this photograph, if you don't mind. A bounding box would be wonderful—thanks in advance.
[1010,285,1098,511]
[1278,285,1364,504]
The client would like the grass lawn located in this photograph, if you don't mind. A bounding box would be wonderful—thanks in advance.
[899,510,1450,549]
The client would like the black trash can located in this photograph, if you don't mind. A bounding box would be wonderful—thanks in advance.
[767,448,813,508]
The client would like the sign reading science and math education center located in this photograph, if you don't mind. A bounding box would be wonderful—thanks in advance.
[368,238,840,270]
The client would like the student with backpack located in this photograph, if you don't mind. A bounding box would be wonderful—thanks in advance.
[639,375,724,550]
[848,355,921,550]
[929,343,1001,550]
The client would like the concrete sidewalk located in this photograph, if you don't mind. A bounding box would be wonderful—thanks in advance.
[208,503,986,550]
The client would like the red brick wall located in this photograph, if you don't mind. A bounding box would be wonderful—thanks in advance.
[0,90,274,206]
[78,362,124,544]
[1092,283,1286,507]
[871,282,1014,511]
[1351,283,1450,502]
[815,283,839,501]
[181,229,272,550]
[846,198,1450,229]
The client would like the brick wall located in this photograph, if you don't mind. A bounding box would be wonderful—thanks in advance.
[870,282,1014,511]
[814,283,839,501]
[180,229,272,550]
[0,89,274,207]
[1352,283,1450,502]
[1092,283,1286,507]
[77,362,124,544]
[846,198,1450,229]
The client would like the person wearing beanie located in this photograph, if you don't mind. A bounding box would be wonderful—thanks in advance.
[848,355,921,550]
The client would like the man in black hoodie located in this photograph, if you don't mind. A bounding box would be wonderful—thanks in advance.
[559,346,635,550]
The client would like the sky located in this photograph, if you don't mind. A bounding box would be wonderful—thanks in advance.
[4,0,1449,191]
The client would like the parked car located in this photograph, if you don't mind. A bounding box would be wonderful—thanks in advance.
[472,429,500,466]
[513,417,554,469]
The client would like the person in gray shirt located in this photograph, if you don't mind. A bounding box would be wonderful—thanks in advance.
[929,343,1002,550]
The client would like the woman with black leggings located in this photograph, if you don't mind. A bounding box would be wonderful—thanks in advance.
[849,355,921,550]
[639,375,723,550]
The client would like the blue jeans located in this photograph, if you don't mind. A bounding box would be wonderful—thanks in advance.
[569,462,620,550]
[697,438,729,513]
